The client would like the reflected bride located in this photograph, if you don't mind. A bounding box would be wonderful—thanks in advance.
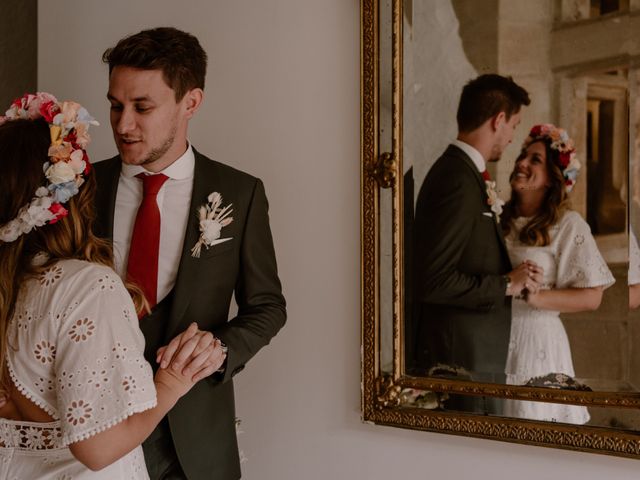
[501,124,615,423]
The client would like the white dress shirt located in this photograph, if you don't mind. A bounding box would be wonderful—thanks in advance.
[452,139,486,173]
[113,145,195,303]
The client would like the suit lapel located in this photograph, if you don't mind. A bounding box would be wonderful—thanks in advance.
[94,157,121,241]
[448,145,510,263]
[166,150,223,339]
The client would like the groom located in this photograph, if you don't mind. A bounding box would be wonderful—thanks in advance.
[413,74,539,386]
[93,28,286,479]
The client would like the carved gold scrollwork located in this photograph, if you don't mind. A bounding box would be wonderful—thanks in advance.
[376,375,402,408]
[367,152,397,188]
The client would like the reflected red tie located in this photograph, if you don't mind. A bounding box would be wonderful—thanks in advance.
[126,173,169,312]
[481,170,491,181]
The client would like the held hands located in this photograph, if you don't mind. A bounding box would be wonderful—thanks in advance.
[507,260,543,297]
[154,323,227,398]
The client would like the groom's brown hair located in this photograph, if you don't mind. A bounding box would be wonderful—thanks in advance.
[103,27,207,102]
[457,74,530,133]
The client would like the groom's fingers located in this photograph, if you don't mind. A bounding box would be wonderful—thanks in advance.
[191,331,215,358]
[170,333,204,371]
[191,363,220,383]
[161,323,199,368]
[156,346,167,364]
[181,343,218,377]
[182,340,226,377]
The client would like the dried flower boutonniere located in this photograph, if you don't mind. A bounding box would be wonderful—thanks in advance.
[191,192,233,258]
[485,181,504,221]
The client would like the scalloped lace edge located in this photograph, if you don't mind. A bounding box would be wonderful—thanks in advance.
[7,358,58,419]
[61,398,158,446]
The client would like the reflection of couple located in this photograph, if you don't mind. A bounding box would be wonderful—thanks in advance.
[0,28,285,478]
[414,74,614,422]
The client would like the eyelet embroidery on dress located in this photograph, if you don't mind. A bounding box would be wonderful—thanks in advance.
[0,422,65,450]
[96,274,118,291]
[33,340,56,364]
[39,265,64,287]
[15,310,35,331]
[34,377,55,394]
[86,369,110,389]
[66,400,93,426]
[112,342,129,360]
[67,317,95,342]
[122,375,137,393]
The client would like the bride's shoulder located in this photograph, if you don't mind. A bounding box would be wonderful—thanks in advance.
[554,209,592,237]
[42,259,119,288]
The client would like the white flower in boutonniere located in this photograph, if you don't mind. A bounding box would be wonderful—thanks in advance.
[191,192,234,258]
[485,180,505,221]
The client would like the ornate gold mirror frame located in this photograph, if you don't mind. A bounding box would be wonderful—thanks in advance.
[361,0,640,458]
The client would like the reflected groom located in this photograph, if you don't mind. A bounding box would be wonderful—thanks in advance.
[413,74,540,388]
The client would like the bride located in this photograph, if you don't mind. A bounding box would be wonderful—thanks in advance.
[500,123,615,424]
[0,92,223,478]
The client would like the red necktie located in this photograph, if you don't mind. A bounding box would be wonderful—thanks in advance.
[126,173,169,312]
[481,170,491,181]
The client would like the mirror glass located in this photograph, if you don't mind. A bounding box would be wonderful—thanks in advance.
[392,0,639,425]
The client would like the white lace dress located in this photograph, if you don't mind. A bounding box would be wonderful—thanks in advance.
[504,211,615,424]
[0,259,156,479]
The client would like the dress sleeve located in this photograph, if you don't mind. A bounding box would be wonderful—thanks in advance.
[555,211,615,289]
[54,266,157,446]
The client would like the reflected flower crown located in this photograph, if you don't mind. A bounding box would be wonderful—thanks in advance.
[522,123,581,193]
[0,92,98,243]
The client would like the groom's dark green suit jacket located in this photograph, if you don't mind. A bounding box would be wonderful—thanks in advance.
[413,144,511,380]
[94,149,286,480]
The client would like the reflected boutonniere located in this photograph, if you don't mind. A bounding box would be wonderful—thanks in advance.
[190,192,234,258]
[485,180,504,221]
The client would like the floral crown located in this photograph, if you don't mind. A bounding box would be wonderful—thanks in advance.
[0,92,98,243]
[522,123,581,193]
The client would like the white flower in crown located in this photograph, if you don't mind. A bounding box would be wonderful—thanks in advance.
[485,180,504,221]
[191,192,234,258]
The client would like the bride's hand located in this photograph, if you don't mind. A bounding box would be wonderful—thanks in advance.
[523,260,544,294]
[154,328,220,398]
[156,323,227,382]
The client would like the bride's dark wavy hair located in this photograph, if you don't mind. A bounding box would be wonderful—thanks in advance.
[0,118,146,394]
[500,139,570,246]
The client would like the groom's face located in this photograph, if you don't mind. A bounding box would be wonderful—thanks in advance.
[107,66,190,173]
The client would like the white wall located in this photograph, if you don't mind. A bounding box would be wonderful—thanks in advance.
[39,1,640,478]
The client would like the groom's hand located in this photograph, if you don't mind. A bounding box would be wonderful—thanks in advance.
[157,323,227,382]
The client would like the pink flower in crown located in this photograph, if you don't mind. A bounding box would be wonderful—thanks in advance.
[40,100,59,123]
[68,149,86,175]
[55,101,82,126]
[48,203,68,224]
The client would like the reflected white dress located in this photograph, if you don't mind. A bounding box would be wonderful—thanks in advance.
[504,211,615,424]
[630,231,640,286]
[0,259,156,479]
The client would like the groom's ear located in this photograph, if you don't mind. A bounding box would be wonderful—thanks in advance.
[182,88,204,119]
[490,111,507,132]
